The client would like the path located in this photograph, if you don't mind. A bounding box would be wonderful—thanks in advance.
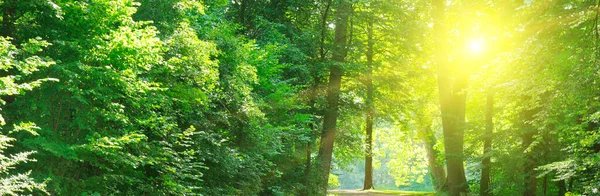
[328,190,434,196]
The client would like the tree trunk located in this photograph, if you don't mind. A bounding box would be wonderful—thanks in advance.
[453,65,469,192]
[432,0,468,195]
[305,141,311,178]
[316,0,351,193]
[363,17,374,190]
[542,175,547,196]
[448,71,469,194]
[521,101,538,196]
[557,180,566,196]
[305,1,331,192]
[320,0,332,60]
[423,127,447,192]
[303,98,315,195]
[239,0,247,27]
[522,132,537,196]
[480,90,494,196]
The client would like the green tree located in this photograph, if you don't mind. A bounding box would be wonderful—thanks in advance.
[316,0,352,193]
[0,36,54,195]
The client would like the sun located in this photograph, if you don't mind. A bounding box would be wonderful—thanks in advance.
[467,37,485,55]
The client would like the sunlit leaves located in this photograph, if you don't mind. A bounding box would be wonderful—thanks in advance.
[165,22,218,91]
[89,25,163,72]
[0,37,55,75]
[0,36,53,195]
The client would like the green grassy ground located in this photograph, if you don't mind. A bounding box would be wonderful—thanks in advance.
[328,189,435,196]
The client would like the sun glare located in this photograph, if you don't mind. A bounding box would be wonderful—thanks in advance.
[467,38,485,55]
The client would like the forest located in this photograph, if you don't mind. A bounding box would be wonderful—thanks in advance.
[0,0,599,195]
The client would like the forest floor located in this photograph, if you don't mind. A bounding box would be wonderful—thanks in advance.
[327,189,435,196]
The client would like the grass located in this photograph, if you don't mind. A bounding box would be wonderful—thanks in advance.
[373,189,434,195]
[328,189,435,195]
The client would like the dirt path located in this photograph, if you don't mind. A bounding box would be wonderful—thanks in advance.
[328,190,433,196]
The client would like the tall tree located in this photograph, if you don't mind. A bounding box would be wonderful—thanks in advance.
[363,14,375,190]
[316,0,352,193]
[480,89,493,196]
[431,0,468,194]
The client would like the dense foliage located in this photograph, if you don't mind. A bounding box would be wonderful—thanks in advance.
[1,0,600,196]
